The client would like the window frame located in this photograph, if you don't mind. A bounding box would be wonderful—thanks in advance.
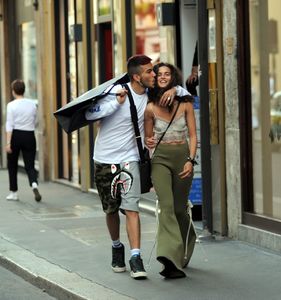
[237,0,281,234]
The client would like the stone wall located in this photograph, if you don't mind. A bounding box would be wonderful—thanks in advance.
[223,0,242,238]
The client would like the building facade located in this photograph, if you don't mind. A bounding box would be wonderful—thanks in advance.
[0,0,280,252]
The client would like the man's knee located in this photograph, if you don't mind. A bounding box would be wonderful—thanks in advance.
[125,210,139,220]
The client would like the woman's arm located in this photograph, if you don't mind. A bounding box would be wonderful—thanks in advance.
[5,131,12,153]
[185,102,197,159]
[144,104,155,149]
[179,102,197,178]
[5,104,13,153]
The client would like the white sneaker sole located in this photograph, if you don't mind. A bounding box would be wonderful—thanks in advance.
[130,271,147,279]
[6,197,19,201]
[111,266,126,273]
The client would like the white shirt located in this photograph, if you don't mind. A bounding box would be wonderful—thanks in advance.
[85,83,189,164]
[85,83,146,164]
[6,98,37,132]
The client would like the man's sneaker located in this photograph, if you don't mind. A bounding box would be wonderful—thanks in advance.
[129,254,147,279]
[111,244,126,272]
[33,188,42,202]
[6,192,19,201]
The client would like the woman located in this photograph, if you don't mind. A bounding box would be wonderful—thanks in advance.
[144,63,197,279]
[5,79,41,202]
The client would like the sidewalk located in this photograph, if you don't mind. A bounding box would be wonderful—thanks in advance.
[0,169,281,300]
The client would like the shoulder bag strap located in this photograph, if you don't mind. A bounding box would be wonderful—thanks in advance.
[123,84,146,162]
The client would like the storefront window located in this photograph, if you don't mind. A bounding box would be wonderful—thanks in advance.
[249,0,281,220]
[135,0,160,63]
[98,0,111,16]
[21,21,37,99]
[68,0,79,185]
[21,21,39,166]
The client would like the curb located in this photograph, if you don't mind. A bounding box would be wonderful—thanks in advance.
[0,237,133,300]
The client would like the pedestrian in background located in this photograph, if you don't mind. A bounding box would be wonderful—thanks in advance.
[186,42,199,96]
[145,62,197,279]
[85,55,188,280]
[5,79,41,202]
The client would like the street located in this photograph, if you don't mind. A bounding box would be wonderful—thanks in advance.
[0,169,281,300]
[0,265,55,300]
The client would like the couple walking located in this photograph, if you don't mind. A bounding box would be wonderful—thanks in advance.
[85,55,197,279]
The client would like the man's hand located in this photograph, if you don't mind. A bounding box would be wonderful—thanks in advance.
[187,66,198,84]
[116,88,127,104]
[145,136,156,149]
[187,73,197,84]
[159,87,177,107]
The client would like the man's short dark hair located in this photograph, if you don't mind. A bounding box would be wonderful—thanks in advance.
[127,55,152,79]
[11,79,25,96]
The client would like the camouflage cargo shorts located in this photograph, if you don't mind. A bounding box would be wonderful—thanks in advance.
[94,161,140,214]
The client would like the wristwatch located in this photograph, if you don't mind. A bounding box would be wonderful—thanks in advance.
[187,156,198,166]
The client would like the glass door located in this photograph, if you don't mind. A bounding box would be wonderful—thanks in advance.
[67,0,80,185]
[20,21,39,167]
[134,0,160,63]
[56,0,80,185]
[249,0,281,221]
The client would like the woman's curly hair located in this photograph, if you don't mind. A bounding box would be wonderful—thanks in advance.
[147,62,193,106]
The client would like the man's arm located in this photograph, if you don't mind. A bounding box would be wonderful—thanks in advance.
[159,85,190,106]
[175,85,190,97]
[85,87,127,121]
[85,98,120,121]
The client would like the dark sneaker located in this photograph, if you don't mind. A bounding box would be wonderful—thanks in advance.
[33,188,42,202]
[129,255,147,279]
[111,244,126,273]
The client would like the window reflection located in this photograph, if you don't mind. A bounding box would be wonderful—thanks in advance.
[98,0,111,16]
[21,22,37,99]
[68,0,79,185]
[68,1,77,100]
[21,21,39,167]
[249,0,281,219]
[135,0,160,63]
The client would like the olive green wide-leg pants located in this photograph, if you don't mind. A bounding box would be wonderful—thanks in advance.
[152,143,196,270]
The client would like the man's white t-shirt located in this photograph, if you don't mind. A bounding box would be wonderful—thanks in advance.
[86,83,146,164]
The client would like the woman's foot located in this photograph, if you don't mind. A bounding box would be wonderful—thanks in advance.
[182,258,190,269]
[6,191,19,201]
[158,257,186,279]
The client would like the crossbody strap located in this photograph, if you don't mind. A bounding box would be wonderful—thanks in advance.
[124,84,146,162]
[154,100,180,148]
[124,83,181,161]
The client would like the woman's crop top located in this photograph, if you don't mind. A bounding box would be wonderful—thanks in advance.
[154,113,188,143]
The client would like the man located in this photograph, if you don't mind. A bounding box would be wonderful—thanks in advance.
[85,55,187,279]
[186,42,199,96]
[5,79,41,202]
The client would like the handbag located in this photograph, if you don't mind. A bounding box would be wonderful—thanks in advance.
[124,83,180,193]
[139,147,153,194]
